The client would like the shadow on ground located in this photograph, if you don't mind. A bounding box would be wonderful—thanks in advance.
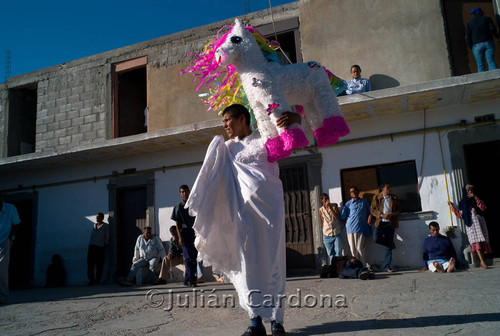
[291,312,500,334]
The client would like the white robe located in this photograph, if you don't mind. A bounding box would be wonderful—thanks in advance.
[186,132,286,322]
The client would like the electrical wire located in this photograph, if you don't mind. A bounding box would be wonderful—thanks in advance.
[268,0,293,64]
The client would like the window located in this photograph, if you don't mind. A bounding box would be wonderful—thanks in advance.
[340,160,421,213]
[7,84,37,156]
[257,17,302,64]
[112,56,148,138]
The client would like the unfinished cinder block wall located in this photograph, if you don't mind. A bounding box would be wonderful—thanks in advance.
[1,0,455,158]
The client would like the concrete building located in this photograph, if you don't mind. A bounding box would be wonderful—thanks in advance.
[1,0,499,287]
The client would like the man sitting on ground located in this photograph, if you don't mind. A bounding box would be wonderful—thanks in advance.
[339,257,375,280]
[157,225,183,284]
[320,256,374,280]
[119,226,166,285]
[423,221,457,273]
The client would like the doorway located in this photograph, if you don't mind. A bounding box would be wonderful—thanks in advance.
[7,84,37,157]
[443,0,500,75]
[280,164,315,269]
[7,196,35,289]
[116,186,147,276]
[463,140,500,257]
[112,56,148,138]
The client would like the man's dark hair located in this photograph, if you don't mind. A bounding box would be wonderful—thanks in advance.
[169,225,177,234]
[222,104,251,127]
[321,193,329,200]
[97,212,104,218]
[179,184,189,191]
[380,182,391,191]
[351,64,361,71]
[429,221,440,230]
[143,226,152,231]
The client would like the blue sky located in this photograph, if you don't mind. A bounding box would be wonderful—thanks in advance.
[1,0,294,82]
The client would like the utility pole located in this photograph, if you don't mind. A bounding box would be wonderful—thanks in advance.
[5,49,11,82]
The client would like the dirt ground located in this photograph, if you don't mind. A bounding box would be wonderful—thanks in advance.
[1,264,500,336]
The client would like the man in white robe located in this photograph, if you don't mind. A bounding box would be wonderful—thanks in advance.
[186,104,300,336]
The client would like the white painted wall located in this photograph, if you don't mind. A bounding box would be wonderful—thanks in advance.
[35,180,108,286]
[318,132,462,269]
[3,98,498,285]
[154,165,200,242]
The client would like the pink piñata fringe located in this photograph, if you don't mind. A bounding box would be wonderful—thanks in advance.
[280,128,309,151]
[313,116,350,147]
[265,137,291,162]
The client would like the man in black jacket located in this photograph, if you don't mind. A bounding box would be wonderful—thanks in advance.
[466,7,499,72]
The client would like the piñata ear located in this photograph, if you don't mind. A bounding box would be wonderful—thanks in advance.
[234,19,244,29]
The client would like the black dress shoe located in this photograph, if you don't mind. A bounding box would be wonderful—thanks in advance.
[271,323,286,336]
[241,326,267,336]
[359,270,371,280]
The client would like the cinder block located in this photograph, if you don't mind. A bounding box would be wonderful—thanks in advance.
[84,114,97,124]
[55,112,67,122]
[72,101,84,110]
[39,109,49,118]
[71,133,83,142]
[79,107,92,117]
[84,130,97,140]
[67,110,79,119]
[83,99,95,109]
[71,116,84,126]
[97,112,106,121]
[92,121,105,131]
[59,89,71,98]
[79,123,92,133]
[67,126,79,136]
[47,123,58,132]
[42,131,55,140]
[48,92,59,101]
[97,129,106,138]
[42,115,55,124]
[55,129,67,137]
[80,91,92,101]
[84,84,95,92]
[59,119,71,129]
[45,100,56,109]
[47,137,58,147]
[59,136,71,145]
[36,140,47,150]
[47,107,59,116]
[93,104,105,114]
[72,86,84,95]
[68,94,80,104]
[56,97,67,107]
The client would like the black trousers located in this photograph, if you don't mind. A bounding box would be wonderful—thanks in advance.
[180,228,198,284]
[87,245,106,283]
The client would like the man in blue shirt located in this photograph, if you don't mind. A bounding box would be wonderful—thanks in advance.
[0,193,21,304]
[340,187,371,267]
[119,226,166,286]
[345,65,371,95]
[423,222,457,273]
